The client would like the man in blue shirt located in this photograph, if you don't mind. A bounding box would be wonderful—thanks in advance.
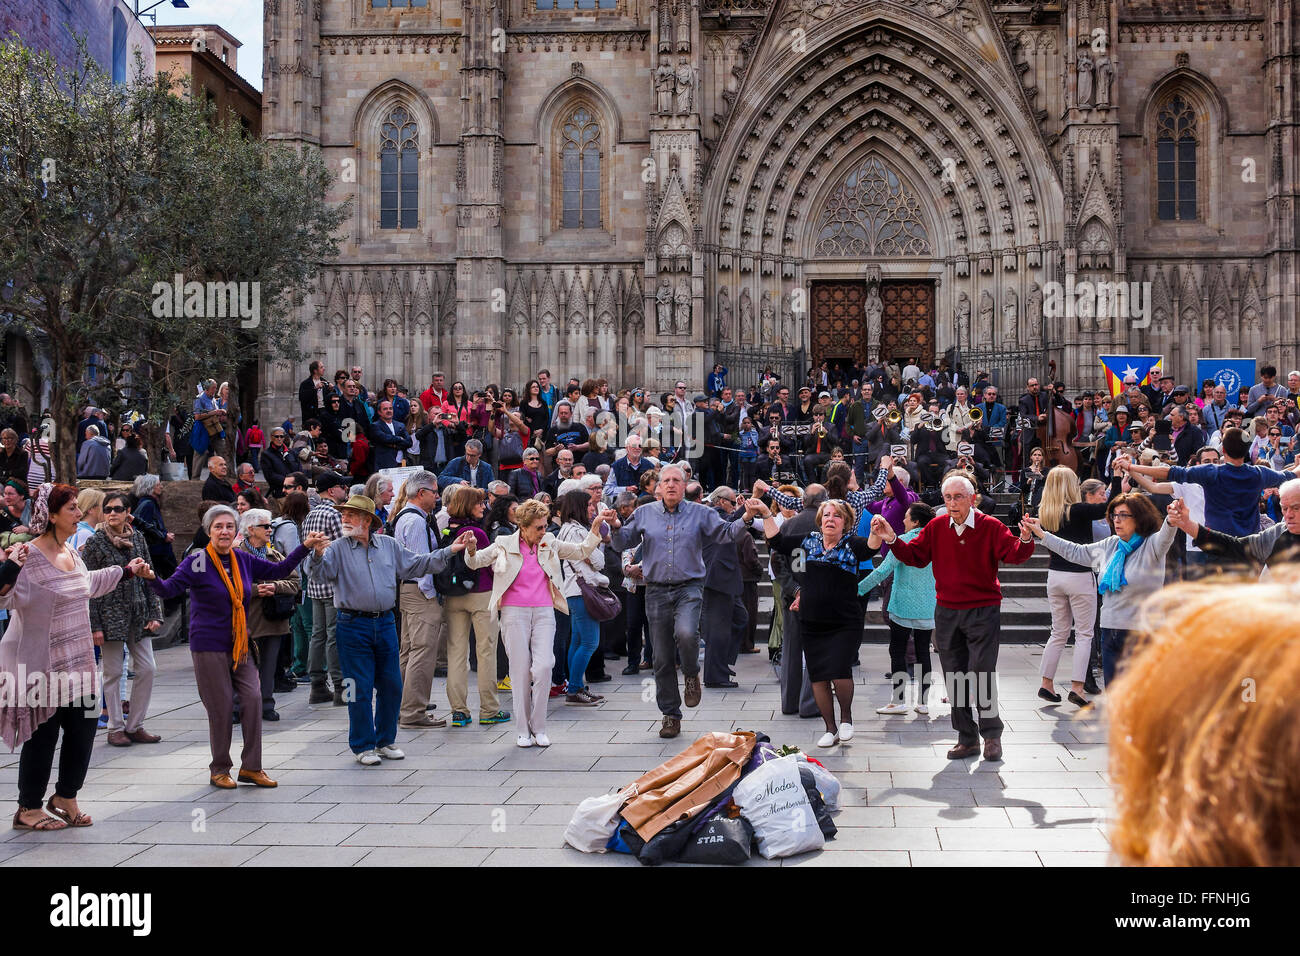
[1121,427,1295,539]
[706,364,728,397]
[609,464,753,738]
[437,438,495,491]
[537,368,558,414]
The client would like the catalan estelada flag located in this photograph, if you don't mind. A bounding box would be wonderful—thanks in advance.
[1099,355,1163,397]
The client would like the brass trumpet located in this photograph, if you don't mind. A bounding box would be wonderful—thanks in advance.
[924,413,945,431]
[968,406,983,425]
[885,409,903,427]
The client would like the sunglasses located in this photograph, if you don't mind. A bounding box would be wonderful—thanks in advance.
[253,523,272,530]
[103,505,129,514]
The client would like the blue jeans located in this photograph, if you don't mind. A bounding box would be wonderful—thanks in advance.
[334,610,402,754]
[565,596,600,693]
[1098,626,1130,687]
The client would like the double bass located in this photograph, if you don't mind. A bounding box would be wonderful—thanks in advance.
[1037,359,1079,471]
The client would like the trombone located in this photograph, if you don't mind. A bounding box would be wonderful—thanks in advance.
[885,409,903,427]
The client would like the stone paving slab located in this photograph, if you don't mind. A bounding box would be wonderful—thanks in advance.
[0,641,1114,866]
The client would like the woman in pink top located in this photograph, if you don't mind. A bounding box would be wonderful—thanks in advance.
[463,498,613,748]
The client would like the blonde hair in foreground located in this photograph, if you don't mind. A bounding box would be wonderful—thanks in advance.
[1109,569,1300,866]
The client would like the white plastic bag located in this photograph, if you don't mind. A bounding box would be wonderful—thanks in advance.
[564,788,630,853]
[795,753,841,811]
[733,754,824,859]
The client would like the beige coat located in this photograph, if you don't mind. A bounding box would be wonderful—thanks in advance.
[465,528,601,616]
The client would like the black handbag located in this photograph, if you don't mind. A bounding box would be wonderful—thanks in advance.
[262,591,297,621]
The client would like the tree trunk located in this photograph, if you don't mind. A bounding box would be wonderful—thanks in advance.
[52,374,81,486]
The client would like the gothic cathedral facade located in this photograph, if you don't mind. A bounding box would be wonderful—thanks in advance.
[259,0,1300,423]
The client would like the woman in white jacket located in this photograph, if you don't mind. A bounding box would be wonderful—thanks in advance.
[464,496,614,747]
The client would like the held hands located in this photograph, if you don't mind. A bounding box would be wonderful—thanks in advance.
[126,556,153,578]
[92,630,104,647]
[1020,516,1044,540]
[302,531,330,553]
[751,479,770,497]
[450,530,477,554]
[878,455,894,473]
[1166,498,1194,533]
[625,563,643,580]
[869,514,895,543]
[256,582,276,597]
[144,620,161,634]
[9,543,29,566]
[790,591,801,613]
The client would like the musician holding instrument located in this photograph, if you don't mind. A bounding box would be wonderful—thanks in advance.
[800,406,835,484]
[911,400,949,493]
[946,387,976,453]
[975,386,1009,478]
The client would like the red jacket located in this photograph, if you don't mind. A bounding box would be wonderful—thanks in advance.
[887,510,1035,608]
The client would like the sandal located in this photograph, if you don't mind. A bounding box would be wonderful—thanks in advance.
[12,809,66,831]
[45,798,92,828]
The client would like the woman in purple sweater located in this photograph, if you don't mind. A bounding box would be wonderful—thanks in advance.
[135,505,325,789]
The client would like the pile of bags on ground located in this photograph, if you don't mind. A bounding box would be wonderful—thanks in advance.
[564,730,840,865]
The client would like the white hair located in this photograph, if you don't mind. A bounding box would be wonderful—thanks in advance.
[578,474,603,490]
[893,466,910,487]
[659,463,686,482]
[1279,478,1300,500]
[238,508,273,533]
[202,504,239,534]
[556,478,581,498]
[941,474,975,497]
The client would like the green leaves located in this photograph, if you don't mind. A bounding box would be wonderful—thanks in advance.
[0,34,350,477]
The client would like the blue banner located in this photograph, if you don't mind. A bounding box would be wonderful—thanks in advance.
[1196,358,1256,399]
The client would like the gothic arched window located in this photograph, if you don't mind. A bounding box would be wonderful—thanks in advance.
[561,106,601,229]
[815,155,931,256]
[1156,93,1197,221]
[380,106,418,230]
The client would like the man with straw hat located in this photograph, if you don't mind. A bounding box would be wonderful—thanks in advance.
[306,494,477,765]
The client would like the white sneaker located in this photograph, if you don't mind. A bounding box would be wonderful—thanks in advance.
[356,750,381,766]
[816,731,838,748]
[914,704,930,715]
[837,722,854,741]
[533,733,551,747]
[516,734,534,748]
[375,745,404,760]
[876,702,909,715]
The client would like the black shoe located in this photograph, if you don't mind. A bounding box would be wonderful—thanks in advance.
[262,710,280,722]
[333,687,345,706]
[1067,691,1092,708]
[704,680,739,689]
[274,679,297,693]
[603,651,621,660]
[588,673,613,684]
[1038,687,1062,703]
[433,666,448,678]
[726,668,736,676]
[1083,678,1101,696]
[621,664,640,676]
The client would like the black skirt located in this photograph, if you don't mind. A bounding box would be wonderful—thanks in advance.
[801,617,862,682]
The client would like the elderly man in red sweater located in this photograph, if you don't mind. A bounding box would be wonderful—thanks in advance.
[868,473,1036,761]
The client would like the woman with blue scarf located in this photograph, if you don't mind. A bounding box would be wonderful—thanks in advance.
[1023,492,1177,685]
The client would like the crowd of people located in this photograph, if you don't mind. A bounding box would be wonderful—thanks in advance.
[0,353,1296,838]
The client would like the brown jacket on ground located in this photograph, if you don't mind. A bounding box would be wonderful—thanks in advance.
[620,731,757,840]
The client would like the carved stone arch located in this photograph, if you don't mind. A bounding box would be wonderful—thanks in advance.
[802,146,938,259]
[350,80,440,243]
[705,16,1061,257]
[773,98,993,259]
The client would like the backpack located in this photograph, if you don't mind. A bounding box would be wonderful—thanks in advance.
[431,522,477,596]
[499,425,524,460]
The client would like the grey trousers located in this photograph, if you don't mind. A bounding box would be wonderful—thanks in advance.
[644,582,704,719]
[933,604,1004,746]
[778,602,818,717]
[308,598,341,686]
[192,650,262,776]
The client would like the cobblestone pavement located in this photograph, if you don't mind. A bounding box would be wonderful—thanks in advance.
[0,640,1112,866]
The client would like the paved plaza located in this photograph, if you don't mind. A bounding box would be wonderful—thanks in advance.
[0,636,1114,867]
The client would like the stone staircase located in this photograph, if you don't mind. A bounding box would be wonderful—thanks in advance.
[751,490,1052,646]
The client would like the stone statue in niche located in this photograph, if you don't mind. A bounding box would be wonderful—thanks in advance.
[657,0,673,53]
[656,277,673,335]
[759,290,775,345]
[718,285,734,344]
[1094,52,1114,109]
[674,281,691,335]
[1076,50,1093,108]
[1027,283,1043,341]
[655,62,676,114]
[739,287,754,343]
[955,291,971,350]
[780,292,795,344]
[674,58,695,114]
[978,290,994,343]
[674,0,691,53]
[1003,289,1018,342]
[864,283,883,363]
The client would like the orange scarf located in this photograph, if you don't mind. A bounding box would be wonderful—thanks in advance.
[207,543,248,669]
